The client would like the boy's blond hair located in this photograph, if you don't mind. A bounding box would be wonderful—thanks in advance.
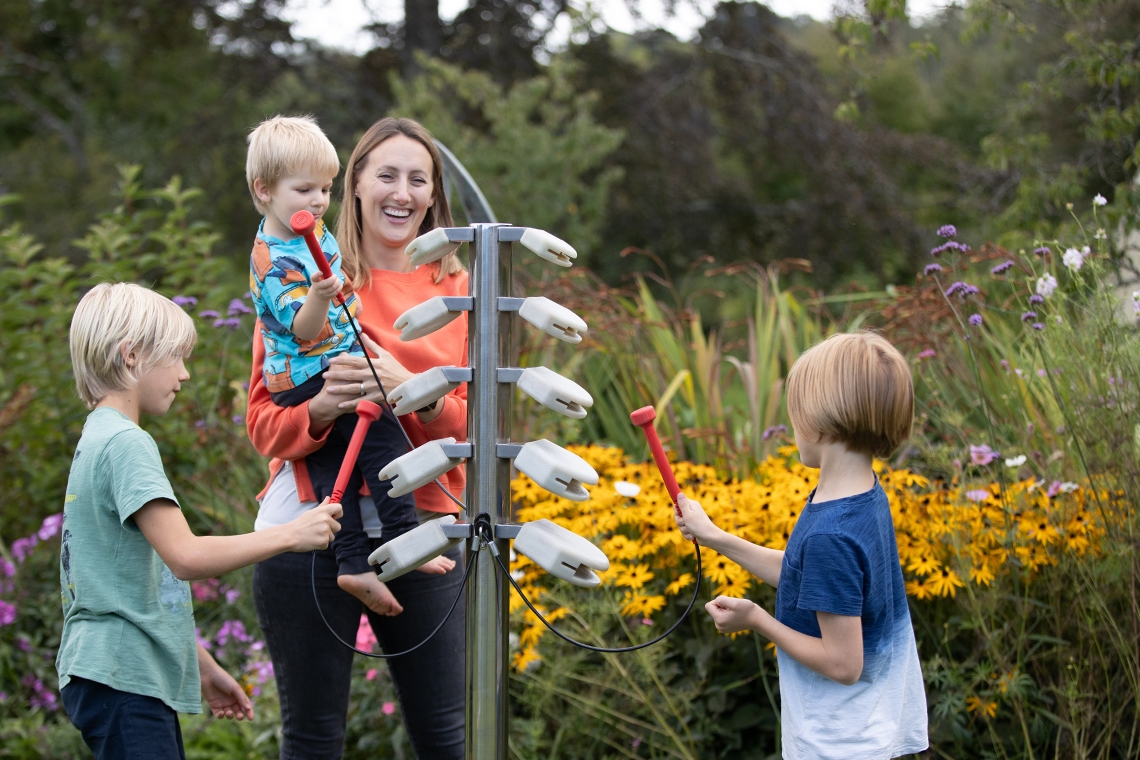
[785,331,913,458]
[246,115,340,214]
[70,283,198,409]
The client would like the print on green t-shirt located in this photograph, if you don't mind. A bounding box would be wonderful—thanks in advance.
[55,407,201,713]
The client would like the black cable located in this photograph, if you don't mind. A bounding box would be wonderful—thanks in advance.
[478,521,704,654]
[310,544,477,659]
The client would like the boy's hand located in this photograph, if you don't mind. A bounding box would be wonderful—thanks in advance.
[310,273,343,301]
[706,595,765,635]
[198,646,254,721]
[674,493,721,544]
[286,499,342,552]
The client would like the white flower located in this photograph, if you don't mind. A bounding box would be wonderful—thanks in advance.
[1095,228,1107,240]
[1056,316,1063,323]
[1037,272,1058,296]
[1005,455,1027,468]
[1059,482,1080,493]
[1062,249,1084,270]
[614,481,641,497]
[1094,194,1107,206]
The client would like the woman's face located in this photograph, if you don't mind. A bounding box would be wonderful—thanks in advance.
[355,134,436,251]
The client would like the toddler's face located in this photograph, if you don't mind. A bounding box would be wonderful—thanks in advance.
[258,169,335,238]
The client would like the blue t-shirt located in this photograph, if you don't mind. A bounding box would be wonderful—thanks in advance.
[774,479,928,759]
[249,218,364,393]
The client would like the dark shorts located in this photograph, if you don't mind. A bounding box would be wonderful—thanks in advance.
[61,676,186,760]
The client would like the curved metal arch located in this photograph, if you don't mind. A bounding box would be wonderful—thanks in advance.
[435,139,498,224]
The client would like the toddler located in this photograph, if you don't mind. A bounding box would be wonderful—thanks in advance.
[675,332,928,759]
[246,115,420,614]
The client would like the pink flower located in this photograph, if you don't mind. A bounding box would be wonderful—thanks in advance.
[215,620,250,647]
[966,489,991,502]
[195,627,212,650]
[356,615,377,653]
[1,557,14,578]
[917,349,936,360]
[641,618,654,626]
[382,701,396,715]
[1046,481,1062,498]
[366,669,379,681]
[969,445,997,465]
[224,589,241,604]
[37,514,63,541]
[0,600,16,625]
[11,536,37,563]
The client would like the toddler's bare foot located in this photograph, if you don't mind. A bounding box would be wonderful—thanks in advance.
[338,572,404,617]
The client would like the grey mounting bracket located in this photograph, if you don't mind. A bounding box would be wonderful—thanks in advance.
[494,524,523,540]
[496,443,523,459]
[496,227,526,243]
[498,297,525,312]
[442,297,475,312]
[496,368,524,383]
[445,227,477,243]
[441,522,475,539]
[440,443,474,459]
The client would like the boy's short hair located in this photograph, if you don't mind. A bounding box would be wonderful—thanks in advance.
[245,115,340,214]
[70,283,198,409]
[786,331,914,458]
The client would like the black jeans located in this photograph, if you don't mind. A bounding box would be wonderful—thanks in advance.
[273,372,420,576]
[253,543,466,760]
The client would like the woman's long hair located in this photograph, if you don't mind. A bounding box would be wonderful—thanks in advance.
[337,117,462,286]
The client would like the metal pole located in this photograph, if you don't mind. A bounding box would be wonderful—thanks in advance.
[465,223,512,760]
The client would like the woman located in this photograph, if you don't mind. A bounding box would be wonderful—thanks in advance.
[246,117,468,760]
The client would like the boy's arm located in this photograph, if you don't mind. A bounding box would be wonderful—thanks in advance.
[132,497,342,581]
[290,274,342,341]
[674,493,784,586]
[197,644,254,720]
[706,597,864,685]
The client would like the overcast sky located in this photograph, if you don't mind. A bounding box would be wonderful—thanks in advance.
[280,0,947,55]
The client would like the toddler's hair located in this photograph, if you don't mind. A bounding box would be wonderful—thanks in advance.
[70,283,198,409]
[246,115,340,214]
[785,331,913,458]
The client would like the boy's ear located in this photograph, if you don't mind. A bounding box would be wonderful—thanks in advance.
[119,342,138,368]
[253,178,273,205]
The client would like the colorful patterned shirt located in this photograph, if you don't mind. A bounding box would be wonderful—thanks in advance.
[249,218,364,393]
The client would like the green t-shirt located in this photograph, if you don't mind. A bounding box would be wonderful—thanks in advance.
[55,407,200,713]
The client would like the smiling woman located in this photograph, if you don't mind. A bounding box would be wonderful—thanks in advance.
[247,116,470,759]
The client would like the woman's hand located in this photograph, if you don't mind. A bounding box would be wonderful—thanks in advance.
[307,334,415,431]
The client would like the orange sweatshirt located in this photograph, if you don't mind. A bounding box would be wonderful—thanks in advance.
[247,263,468,513]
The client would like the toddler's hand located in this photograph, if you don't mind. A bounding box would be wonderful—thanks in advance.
[705,595,764,635]
[416,554,456,575]
[310,273,343,300]
[674,492,720,543]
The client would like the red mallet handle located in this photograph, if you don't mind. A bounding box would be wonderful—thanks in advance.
[630,406,681,514]
[330,400,382,504]
[290,210,344,304]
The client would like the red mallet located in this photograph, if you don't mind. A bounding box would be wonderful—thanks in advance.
[290,210,344,305]
[330,400,382,504]
[630,406,681,515]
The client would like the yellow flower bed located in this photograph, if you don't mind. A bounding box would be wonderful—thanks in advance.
[509,445,1106,670]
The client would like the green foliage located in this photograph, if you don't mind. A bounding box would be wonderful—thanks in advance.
[391,56,624,261]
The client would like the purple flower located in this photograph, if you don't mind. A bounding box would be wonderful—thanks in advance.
[990,260,1013,275]
[11,536,37,563]
[1001,359,1010,371]
[917,349,936,360]
[1029,294,1044,305]
[216,620,251,647]
[198,310,220,319]
[232,415,244,425]
[1037,369,1047,377]
[1034,247,1051,256]
[172,295,198,307]
[1032,322,1045,330]
[969,314,983,326]
[1046,481,1062,498]
[213,318,226,329]
[945,281,980,299]
[924,263,943,275]
[17,638,31,652]
[762,424,788,441]
[243,291,253,300]
[224,318,241,330]
[937,225,957,238]
[195,627,212,650]
[0,600,15,626]
[966,489,991,502]
[227,299,253,316]
[970,444,998,466]
[194,420,206,429]
[225,589,241,604]
[1,557,14,578]
[37,514,63,541]
[1021,311,1037,322]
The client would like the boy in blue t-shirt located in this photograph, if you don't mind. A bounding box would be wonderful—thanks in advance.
[675,332,928,759]
[245,115,420,616]
[59,283,342,760]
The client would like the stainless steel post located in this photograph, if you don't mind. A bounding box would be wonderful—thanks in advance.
[465,223,512,760]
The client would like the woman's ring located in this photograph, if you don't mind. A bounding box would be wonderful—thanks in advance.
[359,382,366,396]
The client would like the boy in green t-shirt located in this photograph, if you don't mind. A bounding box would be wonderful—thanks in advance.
[57,283,343,760]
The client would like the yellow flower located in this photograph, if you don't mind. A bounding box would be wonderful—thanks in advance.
[665,573,695,595]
